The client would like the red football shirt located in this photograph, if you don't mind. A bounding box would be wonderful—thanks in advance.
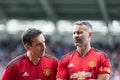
[56,48,111,80]
[1,54,58,80]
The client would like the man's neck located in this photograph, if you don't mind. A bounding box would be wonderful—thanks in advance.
[77,45,91,57]
[27,52,40,65]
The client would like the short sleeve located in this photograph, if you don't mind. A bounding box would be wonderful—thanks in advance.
[1,66,17,80]
[56,55,70,79]
[98,53,111,74]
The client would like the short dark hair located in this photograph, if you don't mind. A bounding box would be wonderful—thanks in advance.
[21,28,42,46]
[74,21,93,31]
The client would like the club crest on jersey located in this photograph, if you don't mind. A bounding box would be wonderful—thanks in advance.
[88,60,96,67]
[43,68,51,76]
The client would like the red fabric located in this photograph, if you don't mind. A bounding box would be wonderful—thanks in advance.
[56,48,111,80]
[1,54,58,80]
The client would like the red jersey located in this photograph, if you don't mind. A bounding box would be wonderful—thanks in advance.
[56,48,111,80]
[1,54,58,80]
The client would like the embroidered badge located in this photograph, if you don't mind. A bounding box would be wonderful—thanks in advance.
[88,60,96,67]
[43,68,51,76]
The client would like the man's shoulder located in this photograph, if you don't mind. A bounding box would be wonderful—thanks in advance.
[44,54,58,62]
[93,48,109,59]
[6,54,25,69]
[60,50,76,60]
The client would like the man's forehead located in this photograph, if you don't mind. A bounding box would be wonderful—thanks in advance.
[73,25,88,30]
[39,34,45,41]
[32,34,45,41]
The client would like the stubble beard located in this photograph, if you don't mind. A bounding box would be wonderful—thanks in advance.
[74,38,83,47]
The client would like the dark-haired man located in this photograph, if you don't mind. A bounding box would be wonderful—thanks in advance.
[1,28,58,80]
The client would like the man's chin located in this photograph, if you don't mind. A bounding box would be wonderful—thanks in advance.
[38,54,44,58]
[42,53,45,56]
[38,52,45,57]
[74,43,82,47]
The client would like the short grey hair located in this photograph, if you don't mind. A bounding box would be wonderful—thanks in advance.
[74,21,93,31]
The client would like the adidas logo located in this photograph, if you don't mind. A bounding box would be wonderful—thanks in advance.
[68,63,74,67]
[22,72,29,76]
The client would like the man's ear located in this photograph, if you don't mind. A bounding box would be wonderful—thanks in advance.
[89,32,93,38]
[24,44,30,50]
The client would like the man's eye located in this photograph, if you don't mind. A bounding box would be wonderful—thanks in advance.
[36,43,42,46]
[76,31,81,34]
[73,32,75,34]
[77,32,80,34]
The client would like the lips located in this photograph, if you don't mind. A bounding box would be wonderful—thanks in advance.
[74,38,82,43]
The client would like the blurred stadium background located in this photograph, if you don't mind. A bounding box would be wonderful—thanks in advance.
[0,0,120,79]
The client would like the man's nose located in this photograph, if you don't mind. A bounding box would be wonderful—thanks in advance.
[43,44,46,49]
